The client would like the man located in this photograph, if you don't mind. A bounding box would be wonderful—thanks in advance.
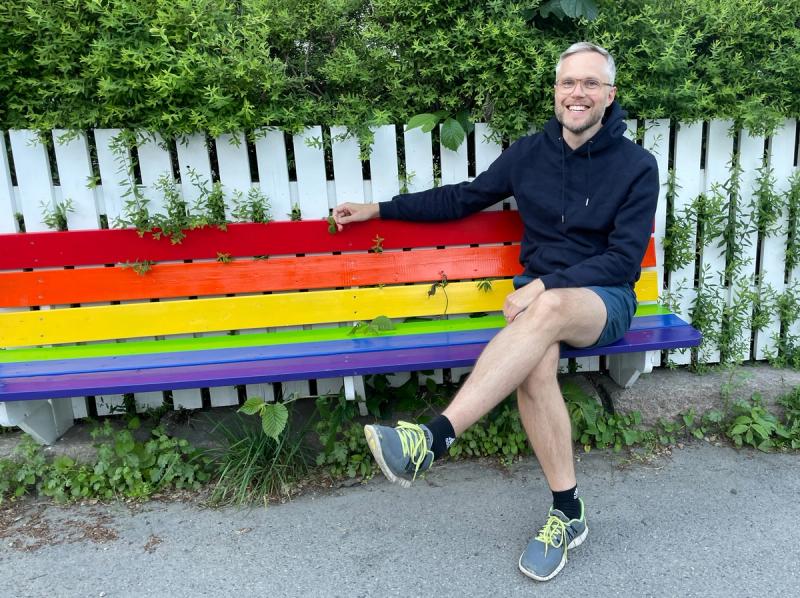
[332,42,658,581]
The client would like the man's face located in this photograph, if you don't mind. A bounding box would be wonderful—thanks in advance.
[554,52,617,141]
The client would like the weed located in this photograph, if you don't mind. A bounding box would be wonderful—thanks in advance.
[120,260,156,275]
[206,410,311,506]
[41,198,74,231]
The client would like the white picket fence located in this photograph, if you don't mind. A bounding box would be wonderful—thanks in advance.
[0,119,798,416]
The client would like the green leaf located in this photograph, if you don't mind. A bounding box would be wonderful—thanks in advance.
[261,403,289,441]
[455,110,474,136]
[239,397,265,416]
[560,0,599,20]
[538,0,566,19]
[440,118,466,152]
[371,315,396,331]
[406,113,439,134]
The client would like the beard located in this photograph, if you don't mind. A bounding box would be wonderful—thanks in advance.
[554,105,605,136]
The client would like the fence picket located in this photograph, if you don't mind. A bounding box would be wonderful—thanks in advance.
[698,120,734,364]
[52,130,101,230]
[331,126,365,203]
[8,130,54,232]
[175,133,212,205]
[403,127,434,193]
[254,129,292,221]
[93,129,130,224]
[216,132,251,219]
[136,132,172,215]
[293,127,329,219]
[731,131,764,362]
[440,125,468,186]
[369,125,400,203]
[666,122,703,365]
[0,133,16,233]
[755,120,796,359]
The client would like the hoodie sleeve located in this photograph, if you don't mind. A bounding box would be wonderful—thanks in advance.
[538,153,659,290]
[378,139,522,221]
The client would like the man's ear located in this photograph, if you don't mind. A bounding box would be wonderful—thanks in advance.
[606,86,617,107]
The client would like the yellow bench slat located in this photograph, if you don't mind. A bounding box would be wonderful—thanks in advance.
[0,271,657,348]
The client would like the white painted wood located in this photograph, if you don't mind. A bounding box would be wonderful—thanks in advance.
[730,130,764,362]
[209,385,240,407]
[574,356,600,373]
[137,132,172,215]
[216,132,251,219]
[0,399,74,445]
[0,133,19,232]
[255,128,292,222]
[331,126,365,203]
[369,125,400,203]
[176,133,212,206]
[755,120,795,359]
[440,124,468,186]
[474,123,503,210]
[293,127,329,219]
[699,120,735,364]
[623,119,637,142]
[8,130,54,232]
[172,389,204,410]
[403,127,434,192]
[668,121,703,365]
[94,128,132,225]
[52,130,102,230]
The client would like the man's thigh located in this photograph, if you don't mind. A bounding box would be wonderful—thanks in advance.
[540,287,607,348]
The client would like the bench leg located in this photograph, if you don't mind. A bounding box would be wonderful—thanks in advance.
[0,399,74,445]
[607,350,657,388]
[343,376,368,416]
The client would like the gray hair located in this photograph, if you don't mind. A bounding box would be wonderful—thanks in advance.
[555,42,616,85]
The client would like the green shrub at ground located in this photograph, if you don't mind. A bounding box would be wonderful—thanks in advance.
[0,418,213,504]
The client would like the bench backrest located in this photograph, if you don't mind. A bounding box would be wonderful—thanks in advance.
[0,211,657,351]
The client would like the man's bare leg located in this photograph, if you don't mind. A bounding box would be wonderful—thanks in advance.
[516,342,575,491]
[362,287,605,488]
[442,287,606,436]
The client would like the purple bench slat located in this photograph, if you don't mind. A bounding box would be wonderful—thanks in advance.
[0,324,701,401]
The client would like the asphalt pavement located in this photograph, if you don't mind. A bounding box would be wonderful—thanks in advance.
[1,441,798,598]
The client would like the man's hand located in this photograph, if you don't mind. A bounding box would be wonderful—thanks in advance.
[331,202,380,231]
[503,278,545,323]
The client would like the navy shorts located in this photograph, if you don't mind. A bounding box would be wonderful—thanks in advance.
[512,275,637,349]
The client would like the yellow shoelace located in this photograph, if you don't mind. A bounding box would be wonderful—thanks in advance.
[535,515,568,558]
[395,421,430,480]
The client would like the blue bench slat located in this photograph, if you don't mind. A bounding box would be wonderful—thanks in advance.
[2,313,696,379]
[0,323,701,401]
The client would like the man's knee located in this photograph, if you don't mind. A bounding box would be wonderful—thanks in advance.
[515,289,565,332]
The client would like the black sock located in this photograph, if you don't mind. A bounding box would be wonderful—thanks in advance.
[425,415,456,460]
[552,485,581,521]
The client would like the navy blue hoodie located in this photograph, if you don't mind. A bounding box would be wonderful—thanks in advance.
[379,102,659,290]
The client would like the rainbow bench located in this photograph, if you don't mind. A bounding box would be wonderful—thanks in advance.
[0,210,700,443]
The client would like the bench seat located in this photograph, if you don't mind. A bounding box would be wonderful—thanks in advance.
[0,311,700,401]
[0,210,700,443]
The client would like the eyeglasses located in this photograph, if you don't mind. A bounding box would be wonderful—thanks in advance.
[555,78,614,93]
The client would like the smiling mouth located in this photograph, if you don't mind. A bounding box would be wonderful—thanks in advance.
[568,105,590,112]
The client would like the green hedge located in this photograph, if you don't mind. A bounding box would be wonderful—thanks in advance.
[1,0,798,139]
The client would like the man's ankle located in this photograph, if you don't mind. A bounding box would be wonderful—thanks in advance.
[424,415,456,459]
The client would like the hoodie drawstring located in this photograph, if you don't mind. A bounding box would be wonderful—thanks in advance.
[585,141,593,207]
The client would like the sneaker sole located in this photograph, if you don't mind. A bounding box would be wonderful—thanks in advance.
[517,523,589,582]
[363,425,412,488]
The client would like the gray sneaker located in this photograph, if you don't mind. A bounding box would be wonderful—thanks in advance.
[518,499,588,582]
[363,421,434,488]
